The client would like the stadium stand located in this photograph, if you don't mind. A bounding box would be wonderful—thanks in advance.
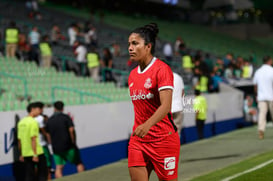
[0,57,130,111]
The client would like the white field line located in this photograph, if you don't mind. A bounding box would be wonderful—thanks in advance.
[221,159,273,181]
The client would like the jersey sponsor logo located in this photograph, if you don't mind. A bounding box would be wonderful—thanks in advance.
[164,157,176,170]
[130,90,154,101]
[144,78,152,89]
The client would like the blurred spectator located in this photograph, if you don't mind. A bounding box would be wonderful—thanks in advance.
[39,35,52,68]
[171,72,185,138]
[209,71,223,93]
[253,56,273,139]
[34,102,54,180]
[182,50,193,73]
[192,67,200,87]
[25,1,33,18]
[17,33,31,61]
[224,63,234,79]
[223,53,233,68]
[101,47,116,83]
[204,53,214,73]
[74,41,87,76]
[86,47,100,82]
[89,26,98,48]
[110,42,121,57]
[195,70,209,93]
[68,23,78,46]
[31,0,40,19]
[25,0,41,19]
[178,41,186,56]
[236,56,244,70]
[50,25,65,46]
[214,58,224,76]
[46,101,85,178]
[193,89,207,140]
[233,64,242,79]
[163,42,173,62]
[5,21,19,58]
[244,95,258,123]
[84,24,98,49]
[241,59,253,79]
[28,26,40,65]
[174,36,184,55]
[194,50,203,63]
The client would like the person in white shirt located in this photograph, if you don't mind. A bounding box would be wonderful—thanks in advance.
[74,41,87,76]
[171,72,185,138]
[34,102,54,180]
[163,42,173,62]
[253,56,273,139]
[28,26,40,65]
[68,24,78,46]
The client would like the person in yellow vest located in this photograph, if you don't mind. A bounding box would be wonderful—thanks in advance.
[195,71,209,93]
[17,102,48,181]
[193,89,208,139]
[5,21,19,58]
[86,47,101,82]
[182,53,193,73]
[39,35,52,68]
[242,60,253,79]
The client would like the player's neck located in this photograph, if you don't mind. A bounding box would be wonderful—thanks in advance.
[139,55,153,71]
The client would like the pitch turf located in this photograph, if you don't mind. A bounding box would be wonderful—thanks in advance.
[192,149,273,181]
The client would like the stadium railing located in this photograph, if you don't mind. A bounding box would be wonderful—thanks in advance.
[0,72,28,100]
[51,85,112,104]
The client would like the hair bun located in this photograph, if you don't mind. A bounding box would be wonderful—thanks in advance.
[144,23,159,38]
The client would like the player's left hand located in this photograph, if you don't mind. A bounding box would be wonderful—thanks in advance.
[133,123,151,138]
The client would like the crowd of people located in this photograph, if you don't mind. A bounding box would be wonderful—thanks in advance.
[15,100,85,181]
[1,10,123,84]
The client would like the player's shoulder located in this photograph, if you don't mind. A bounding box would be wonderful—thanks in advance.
[156,58,172,70]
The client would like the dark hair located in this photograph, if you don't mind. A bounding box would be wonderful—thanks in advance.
[35,101,44,109]
[263,56,272,64]
[131,23,159,54]
[54,101,64,111]
[26,102,41,113]
[194,89,201,96]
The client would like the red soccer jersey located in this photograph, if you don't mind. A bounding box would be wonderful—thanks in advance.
[128,57,176,142]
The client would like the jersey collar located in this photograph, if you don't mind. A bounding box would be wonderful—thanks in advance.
[137,57,157,74]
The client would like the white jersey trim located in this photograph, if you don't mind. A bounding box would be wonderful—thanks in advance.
[138,57,157,74]
[159,86,174,91]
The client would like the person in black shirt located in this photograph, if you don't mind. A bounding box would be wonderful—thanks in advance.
[46,101,84,178]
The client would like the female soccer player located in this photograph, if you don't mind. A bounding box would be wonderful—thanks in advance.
[127,23,180,181]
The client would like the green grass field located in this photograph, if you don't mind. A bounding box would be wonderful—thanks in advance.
[192,149,273,181]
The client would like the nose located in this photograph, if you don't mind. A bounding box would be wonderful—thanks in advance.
[128,44,133,52]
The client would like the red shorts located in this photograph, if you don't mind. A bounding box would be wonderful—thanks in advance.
[128,132,180,180]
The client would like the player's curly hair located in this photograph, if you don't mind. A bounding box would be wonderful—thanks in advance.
[131,23,159,54]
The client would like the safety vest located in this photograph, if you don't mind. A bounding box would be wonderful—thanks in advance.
[193,95,207,120]
[39,42,52,56]
[5,28,19,43]
[242,66,250,78]
[87,53,99,68]
[182,55,193,69]
[196,76,208,92]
